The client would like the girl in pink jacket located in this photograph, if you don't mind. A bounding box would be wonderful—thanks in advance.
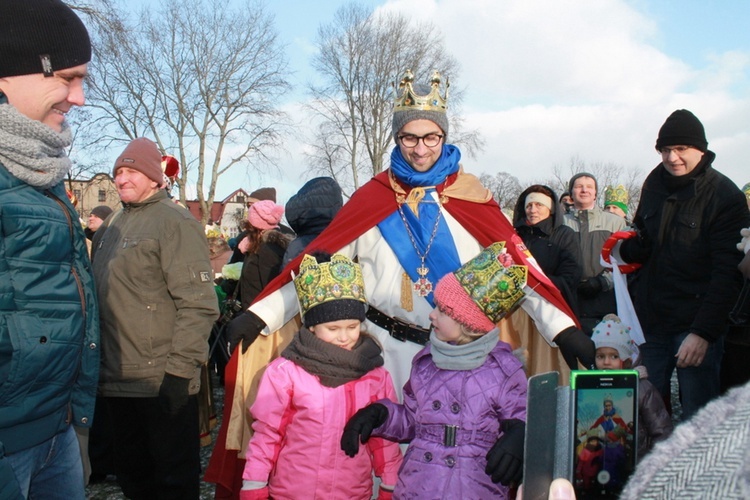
[240,253,402,499]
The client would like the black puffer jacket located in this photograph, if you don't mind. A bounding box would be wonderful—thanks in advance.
[621,152,750,341]
[282,177,343,267]
[513,185,582,315]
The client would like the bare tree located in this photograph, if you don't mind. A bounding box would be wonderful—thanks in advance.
[71,0,290,223]
[305,3,482,196]
[478,171,523,211]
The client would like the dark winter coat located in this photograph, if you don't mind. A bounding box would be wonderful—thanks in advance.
[621,152,750,341]
[513,186,582,314]
[239,229,291,309]
[635,366,673,458]
[282,177,343,268]
[376,339,527,499]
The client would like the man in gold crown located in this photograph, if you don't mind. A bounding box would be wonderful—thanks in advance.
[603,184,629,221]
[206,70,595,496]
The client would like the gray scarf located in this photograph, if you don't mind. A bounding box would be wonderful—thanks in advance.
[429,328,500,371]
[0,102,72,189]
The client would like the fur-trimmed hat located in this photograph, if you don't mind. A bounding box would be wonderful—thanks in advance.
[0,0,91,78]
[113,138,164,187]
[591,314,638,362]
[655,109,708,153]
[248,200,284,230]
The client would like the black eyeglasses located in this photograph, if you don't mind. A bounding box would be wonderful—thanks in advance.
[397,133,444,148]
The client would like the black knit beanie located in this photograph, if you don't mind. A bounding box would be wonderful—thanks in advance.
[0,0,91,78]
[655,109,708,152]
[303,299,367,328]
[90,205,113,220]
[568,172,598,197]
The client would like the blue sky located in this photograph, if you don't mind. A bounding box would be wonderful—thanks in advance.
[122,0,750,204]
[242,0,750,206]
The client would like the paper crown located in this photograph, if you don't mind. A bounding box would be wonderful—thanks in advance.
[293,253,367,318]
[452,242,528,323]
[393,69,449,114]
[604,185,628,214]
[743,182,750,200]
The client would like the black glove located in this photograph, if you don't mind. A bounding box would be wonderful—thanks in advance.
[227,311,266,354]
[577,277,603,298]
[340,403,388,457]
[158,373,191,417]
[554,326,595,370]
[485,418,525,485]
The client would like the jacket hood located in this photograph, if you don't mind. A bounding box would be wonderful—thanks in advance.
[512,185,564,229]
[285,177,343,236]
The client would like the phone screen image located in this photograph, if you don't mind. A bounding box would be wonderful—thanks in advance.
[571,370,638,499]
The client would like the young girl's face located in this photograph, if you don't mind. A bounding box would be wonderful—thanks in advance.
[429,306,463,343]
[595,347,624,370]
[309,319,361,350]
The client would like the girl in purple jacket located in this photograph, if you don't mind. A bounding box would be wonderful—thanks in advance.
[341,242,528,499]
[241,253,402,500]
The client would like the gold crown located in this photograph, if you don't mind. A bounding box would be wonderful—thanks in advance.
[393,69,449,113]
[453,242,528,322]
[293,253,367,318]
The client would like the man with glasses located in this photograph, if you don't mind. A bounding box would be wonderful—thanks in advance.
[603,109,749,420]
[208,70,594,495]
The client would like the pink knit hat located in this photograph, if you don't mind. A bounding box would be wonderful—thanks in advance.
[433,273,497,333]
[248,200,284,230]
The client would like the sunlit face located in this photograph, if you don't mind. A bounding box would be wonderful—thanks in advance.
[115,167,160,204]
[525,202,551,225]
[658,145,704,177]
[309,319,361,350]
[571,176,597,210]
[595,347,623,370]
[429,305,463,343]
[87,214,105,232]
[396,119,444,173]
[604,204,626,219]
[0,64,87,132]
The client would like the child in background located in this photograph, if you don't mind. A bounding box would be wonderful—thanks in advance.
[341,242,528,499]
[591,314,673,458]
[241,252,402,500]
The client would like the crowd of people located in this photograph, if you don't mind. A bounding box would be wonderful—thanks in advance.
[2,1,750,499]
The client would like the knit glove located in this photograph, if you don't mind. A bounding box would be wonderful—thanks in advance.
[340,403,389,457]
[485,419,525,485]
[577,276,603,298]
[227,311,266,354]
[239,486,269,500]
[378,486,395,500]
[158,373,190,417]
[554,327,595,370]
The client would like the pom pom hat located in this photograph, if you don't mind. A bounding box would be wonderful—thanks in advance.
[0,0,91,78]
[591,313,638,362]
[248,200,284,230]
[433,242,528,333]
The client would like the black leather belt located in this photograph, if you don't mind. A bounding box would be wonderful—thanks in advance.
[366,305,431,346]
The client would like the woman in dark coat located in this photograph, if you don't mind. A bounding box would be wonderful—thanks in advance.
[508,185,583,381]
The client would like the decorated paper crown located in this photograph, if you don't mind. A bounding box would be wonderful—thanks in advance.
[743,182,750,201]
[452,242,528,323]
[604,185,628,214]
[393,69,449,113]
[293,253,367,319]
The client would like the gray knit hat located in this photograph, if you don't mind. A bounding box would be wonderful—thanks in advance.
[90,205,113,220]
[0,0,91,78]
[568,172,598,197]
[392,70,450,141]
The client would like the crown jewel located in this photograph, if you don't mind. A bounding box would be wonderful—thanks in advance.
[393,69,449,113]
[293,253,367,318]
[453,242,528,322]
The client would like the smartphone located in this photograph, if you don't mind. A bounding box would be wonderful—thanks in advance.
[571,370,638,499]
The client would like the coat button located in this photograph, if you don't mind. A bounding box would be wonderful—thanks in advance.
[39,336,47,344]
[423,452,432,462]
[89,342,97,349]
[432,400,441,410]
[450,402,460,414]
[445,456,456,467]
[80,417,88,425]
